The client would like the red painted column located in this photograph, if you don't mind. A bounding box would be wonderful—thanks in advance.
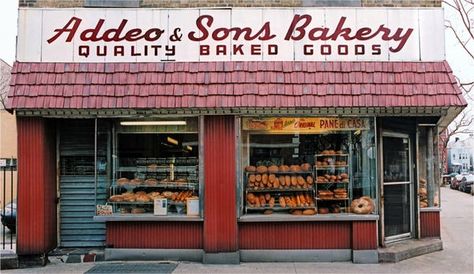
[420,211,441,238]
[203,116,237,253]
[352,221,378,250]
[17,117,57,255]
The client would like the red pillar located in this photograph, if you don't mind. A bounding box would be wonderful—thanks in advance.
[17,117,57,255]
[420,211,441,238]
[203,116,238,261]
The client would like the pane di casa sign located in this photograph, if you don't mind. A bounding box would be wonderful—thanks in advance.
[17,8,444,62]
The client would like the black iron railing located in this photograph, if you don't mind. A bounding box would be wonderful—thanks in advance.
[1,158,16,251]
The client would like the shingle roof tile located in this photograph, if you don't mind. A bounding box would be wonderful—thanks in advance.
[7,61,466,110]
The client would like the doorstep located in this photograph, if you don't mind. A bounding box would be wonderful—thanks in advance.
[378,238,443,263]
[1,249,18,270]
[48,247,106,264]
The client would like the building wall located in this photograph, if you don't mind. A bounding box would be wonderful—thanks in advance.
[19,0,442,8]
[0,60,16,206]
[0,111,17,206]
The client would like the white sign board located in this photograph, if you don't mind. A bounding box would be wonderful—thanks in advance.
[17,8,445,62]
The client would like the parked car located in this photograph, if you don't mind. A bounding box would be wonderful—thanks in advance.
[444,173,459,185]
[0,200,16,233]
[459,175,474,194]
[451,175,463,190]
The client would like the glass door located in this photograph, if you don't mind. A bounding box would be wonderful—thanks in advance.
[382,133,413,243]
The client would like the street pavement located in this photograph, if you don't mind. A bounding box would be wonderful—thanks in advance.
[3,187,473,274]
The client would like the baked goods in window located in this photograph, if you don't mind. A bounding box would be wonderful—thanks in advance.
[350,196,374,214]
[263,209,273,215]
[297,176,306,186]
[136,194,151,202]
[117,178,130,186]
[279,196,286,208]
[147,164,158,172]
[291,176,298,186]
[330,204,341,213]
[318,207,329,214]
[130,178,144,185]
[300,163,311,172]
[245,165,257,172]
[144,178,158,186]
[131,208,146,214]
[268,165,279,173]
[291,209,303,215]
[290,165,301,172]
[303,209,316,215]
[256,165,268,173]
[109,195,124,202]
[318,190,334,199]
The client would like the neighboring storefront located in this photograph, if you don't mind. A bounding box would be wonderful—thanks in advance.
[7,4,466,264]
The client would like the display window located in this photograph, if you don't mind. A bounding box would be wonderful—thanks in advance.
[106,117,202,217]
[240,117,376,217]
[417,126,440,208]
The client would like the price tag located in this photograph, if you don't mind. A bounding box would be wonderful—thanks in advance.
[0,159,6,167]
[96,205,113,215]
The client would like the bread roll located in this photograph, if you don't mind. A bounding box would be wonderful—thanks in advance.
[318,207,329,214]
[269,197,275,208]
[263,209,273,215]
[245,165,257,172]
[268,165,279,173]
[290,165,301,172]
[279,196,286,208]
[144,178,158,186]
[259,195,266,207]
[256,174,262,182]
[291,209,303,215]
[285,176,291,187]
[279,165,290,172]
[297,176,305,186]
[117,178,130,186]
[306,176,314,185]
[131,208,146,214]
[303,209,316,215]
[257,166,268,173]
[249,174,256,183]
[300,163,311,171]
[262,174,268,185]
[273,179,280,188]
[291,176,298,186]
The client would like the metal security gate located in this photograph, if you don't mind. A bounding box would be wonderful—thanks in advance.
[59,120,109,247]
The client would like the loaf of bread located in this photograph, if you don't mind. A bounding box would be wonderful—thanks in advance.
[245,165,257,172]
[256,166,268,173]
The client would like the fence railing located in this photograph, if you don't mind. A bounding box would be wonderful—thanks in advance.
[1,158,17,251]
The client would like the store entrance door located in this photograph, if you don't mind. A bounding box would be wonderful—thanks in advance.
[382,133,413,243]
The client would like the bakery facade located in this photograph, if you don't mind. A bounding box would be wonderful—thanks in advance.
[7,4,466,264]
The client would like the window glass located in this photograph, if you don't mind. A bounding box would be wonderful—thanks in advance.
[417,126,439,208]
[107,118,201,216]
[240,117,376,216]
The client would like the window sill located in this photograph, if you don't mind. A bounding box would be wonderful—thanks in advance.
[238,213,379,222]
[93,214,203,222]
[420,207,441,212]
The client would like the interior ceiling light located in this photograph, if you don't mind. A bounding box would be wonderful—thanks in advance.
[167,137,179,145]
[120,121,187,126]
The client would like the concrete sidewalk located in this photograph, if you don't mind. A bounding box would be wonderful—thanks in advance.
[3,187,473,274]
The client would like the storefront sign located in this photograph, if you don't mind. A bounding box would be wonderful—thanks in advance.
[242,117,369,133]
[17,8,444,62]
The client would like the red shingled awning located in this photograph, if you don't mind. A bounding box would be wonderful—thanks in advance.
[7,61,466,111]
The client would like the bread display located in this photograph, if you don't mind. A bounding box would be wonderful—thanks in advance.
[350,196,374,214]
[245,165,257,172]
